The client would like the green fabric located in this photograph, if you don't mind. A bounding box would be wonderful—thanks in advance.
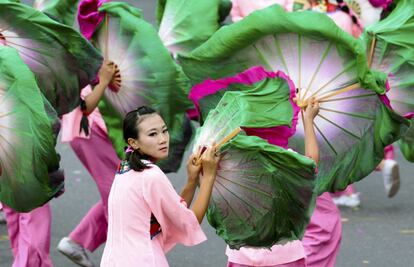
[0,1,103,116]
[197,77,295,128]
[314,103,409,194]
[156,0,231,55]
[177,4,384,93]
[93,2,193,172]
[206,134,317,249]
[178,4,410,194]
[33,0,79,26]
[399,118,414,162]
[0,46,63,212]
[361,0,414,161]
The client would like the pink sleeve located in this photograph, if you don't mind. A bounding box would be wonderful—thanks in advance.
[142,167,207,252]
[230,0,244,22]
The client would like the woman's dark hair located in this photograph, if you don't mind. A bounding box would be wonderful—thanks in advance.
[123,106,158,172]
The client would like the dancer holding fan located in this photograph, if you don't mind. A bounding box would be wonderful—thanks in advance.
[101,106,220,266]
[57,61,118,267]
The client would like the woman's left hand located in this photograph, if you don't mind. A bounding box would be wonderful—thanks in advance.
[187,153,202,185]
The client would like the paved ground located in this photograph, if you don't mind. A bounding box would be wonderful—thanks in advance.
[1,1,413,266]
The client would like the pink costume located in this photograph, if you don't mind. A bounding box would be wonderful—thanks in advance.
[302,193,342,267]
[225,1,343,266]
[230,0,293,22]
[101,161,206,266]
[231,0,362,38]
[2,204,53,267]
[60,86,120,251]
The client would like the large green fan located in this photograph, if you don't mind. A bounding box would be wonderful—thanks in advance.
[194,94,317,248]
[0,1,103,116]
[156,0,231,55]
[0,46,63,212]
[33,0,79,26]
[361,0,414,161]
[179,4,409,194]
[79,1,193,172]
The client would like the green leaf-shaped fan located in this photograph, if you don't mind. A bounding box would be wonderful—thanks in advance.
[156,0,231,55]
[361,0,414,161]
[194,93,317,248]
[0,46,63,212]
[0,1,103,116]
[33,0,79,26]
[83,2,193,172]
[179,4,409,194]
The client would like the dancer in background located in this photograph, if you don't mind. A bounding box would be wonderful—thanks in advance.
[57,60,118,267]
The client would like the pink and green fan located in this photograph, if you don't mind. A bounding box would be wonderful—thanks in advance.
[179,4,409,194]
[194,92,317,249]
[361,0,414,161]
[0,46,64,212]
[0,1,103,116]
[190,66,299,149]
[78,1,194,172]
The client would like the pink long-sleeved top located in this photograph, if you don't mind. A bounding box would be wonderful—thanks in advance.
[101,162,206,266]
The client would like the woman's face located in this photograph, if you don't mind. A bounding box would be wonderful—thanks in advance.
[134,113,169,161]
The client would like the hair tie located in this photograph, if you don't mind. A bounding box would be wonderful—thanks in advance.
[125,146,135,153]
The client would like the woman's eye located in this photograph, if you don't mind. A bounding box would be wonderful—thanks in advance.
[149,133,157,137]
[163,129,169,133]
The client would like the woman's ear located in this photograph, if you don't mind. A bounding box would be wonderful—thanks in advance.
[127,138,139,150]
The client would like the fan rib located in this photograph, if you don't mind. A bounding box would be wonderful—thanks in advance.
[253,45,273,71]
[313,121,337,155]
[319,93,376,103]
[317,113,361,140]
[319,107,375,120]
[308,63,355,100]
[273,35,289,75]
[301,42,333,103]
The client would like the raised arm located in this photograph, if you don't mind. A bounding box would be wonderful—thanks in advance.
[303,98,320,164]
[83,60,118,114]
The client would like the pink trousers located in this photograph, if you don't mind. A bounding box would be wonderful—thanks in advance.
[3,204,53,267]
[302,193,342,267]
[227,259,306,267]
[69,124,119,251]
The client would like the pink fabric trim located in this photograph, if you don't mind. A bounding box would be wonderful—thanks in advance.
[404,112,414,119]
[226,241,305,266]
[379,78,392,109]
[186,108,199,121]
[368,0,393,9]
[384,145,395,160]
[227,258,306,267]
[331,184,355,197]
[189,66,299,148]
[78,0,107,40]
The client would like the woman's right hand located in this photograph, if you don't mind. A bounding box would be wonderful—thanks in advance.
[98,60,117,86]
[304,97,320,122]
[200,146,220,179]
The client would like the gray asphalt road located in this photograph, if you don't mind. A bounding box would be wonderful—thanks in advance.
[1,0,414,266]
